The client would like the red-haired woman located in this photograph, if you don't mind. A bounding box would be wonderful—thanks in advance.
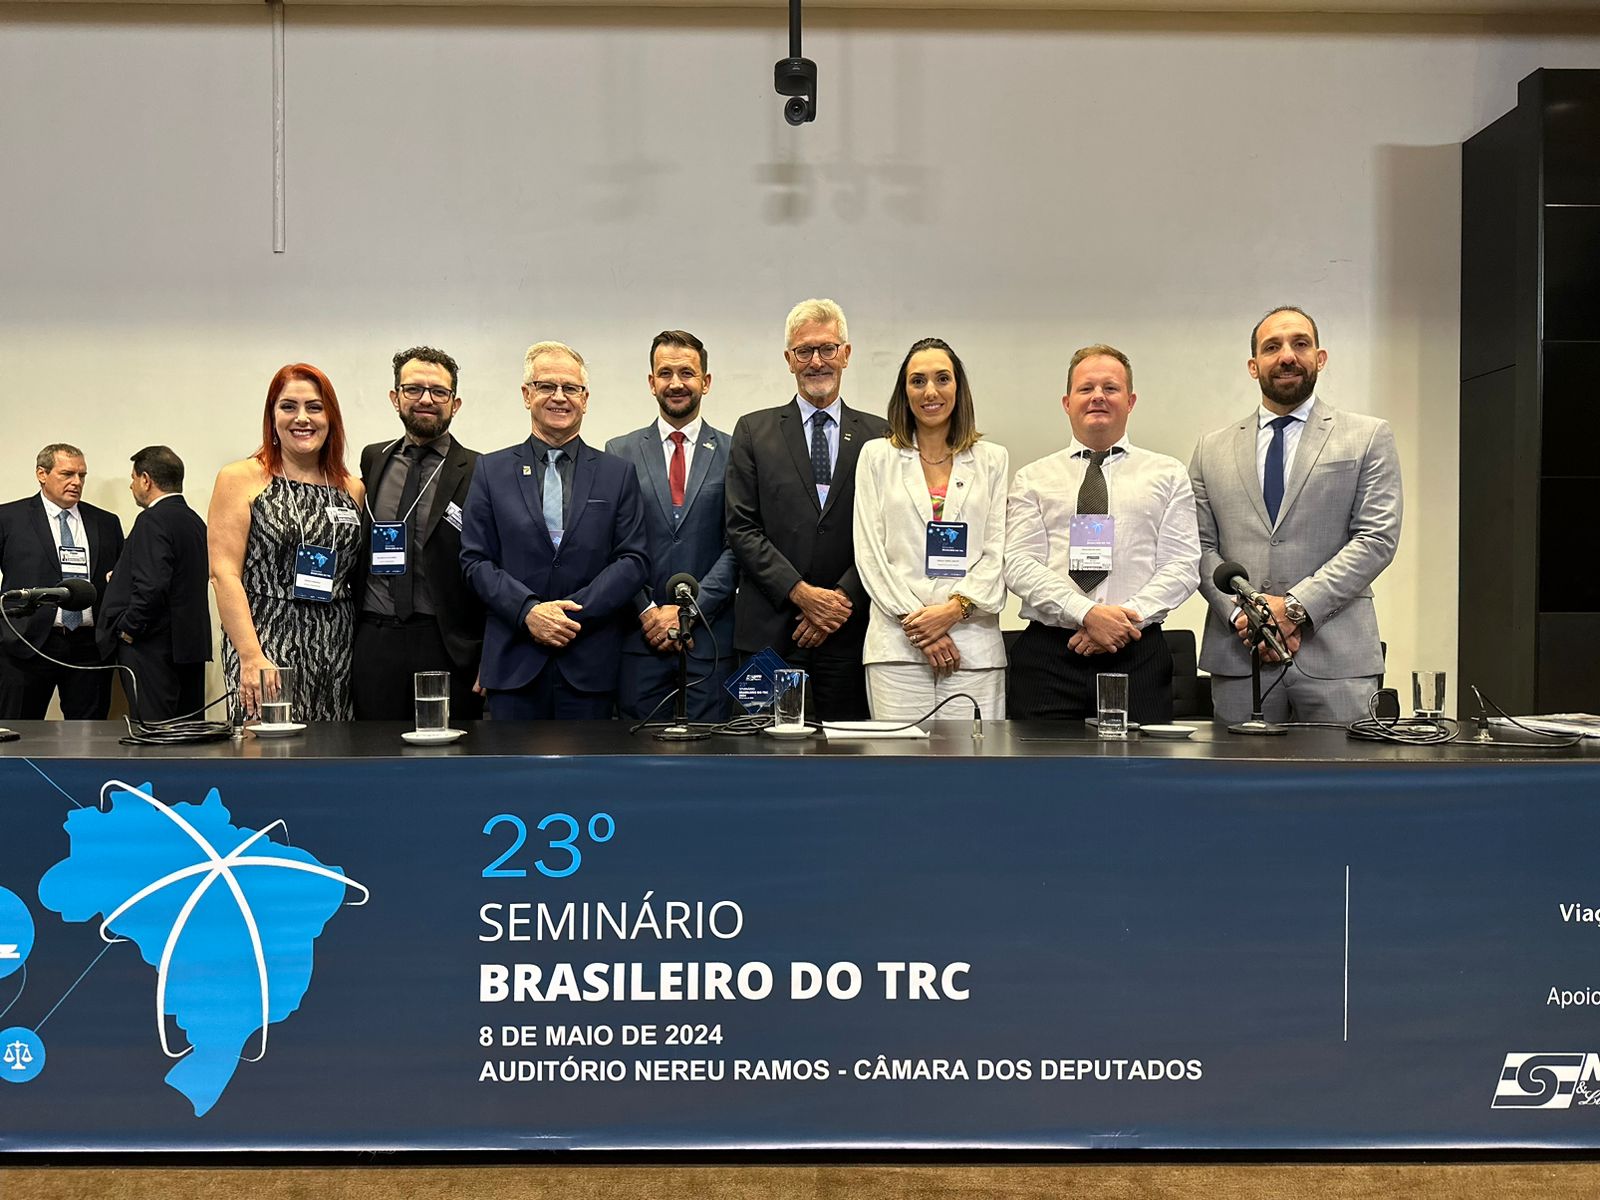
[209,364,366,720]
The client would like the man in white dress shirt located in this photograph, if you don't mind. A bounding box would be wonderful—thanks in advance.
[1004,345,1200,722]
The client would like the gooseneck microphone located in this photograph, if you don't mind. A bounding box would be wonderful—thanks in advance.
[2,578,97,613]
[1211,561,1292,663]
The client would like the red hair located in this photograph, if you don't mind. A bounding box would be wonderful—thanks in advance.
[253,363,353,492]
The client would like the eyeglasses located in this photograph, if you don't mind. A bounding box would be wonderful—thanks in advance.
[788,343,842,363]
[528,381,589,400]
[397,384,456,402]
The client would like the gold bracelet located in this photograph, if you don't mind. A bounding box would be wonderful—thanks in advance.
[949,592,975,621]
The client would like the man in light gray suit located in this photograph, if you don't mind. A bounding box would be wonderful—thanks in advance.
[605,330,737,722]
[1190,306,1402,724]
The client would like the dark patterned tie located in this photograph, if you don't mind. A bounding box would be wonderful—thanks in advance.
[1263,414,1296,524]
[392,444,425,620]
[1069,449,1111,593]
[810,412,833,486]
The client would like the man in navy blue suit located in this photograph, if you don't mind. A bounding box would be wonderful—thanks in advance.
[605,330,738,722]
[460,341,649,719]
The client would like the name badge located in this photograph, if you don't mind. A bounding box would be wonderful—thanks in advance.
[370,523,407,575]
[815,483,831,507]
[327,505,359,527]
[1068,515,1115,575]
[444,501,464,531]
[925,521,970,578]
[293,543,337,602]
[550,529,564,550]
[57,545,90,579]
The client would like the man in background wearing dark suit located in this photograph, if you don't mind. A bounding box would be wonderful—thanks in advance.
[606,330,738,722]
[461,341,649,720]
[0,443,125,719]
[352,346,486,721]
[726,298,890,720]
[98,445,212,722]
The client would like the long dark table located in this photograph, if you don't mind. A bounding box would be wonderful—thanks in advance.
[3,719,1599,1153]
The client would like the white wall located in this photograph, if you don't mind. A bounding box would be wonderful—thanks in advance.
[3,4,1599,715]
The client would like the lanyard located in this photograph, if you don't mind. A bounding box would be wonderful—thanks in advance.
[362,441,447,526]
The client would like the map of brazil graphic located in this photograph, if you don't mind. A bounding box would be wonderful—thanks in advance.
[36,780,368,1116]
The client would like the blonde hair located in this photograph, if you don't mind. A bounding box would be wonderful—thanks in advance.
[523,341,588,386]
[1065,343,1133,393]
[784,298,848,348]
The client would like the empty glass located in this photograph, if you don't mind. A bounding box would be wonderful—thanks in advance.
[1412,670,1446,718]
[773,669,809,731]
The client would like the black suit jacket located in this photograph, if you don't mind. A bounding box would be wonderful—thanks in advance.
[352,435,486,674]
[96,494,212,664]
[725,398,890,654]
[0,494,124,661]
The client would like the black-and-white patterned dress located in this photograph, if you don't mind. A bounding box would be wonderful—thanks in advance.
[222,476,362,721]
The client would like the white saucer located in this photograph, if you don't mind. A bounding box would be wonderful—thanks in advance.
[763,724,817,740]
[250,722,306,738]
[402,728,466,745]
[1142,723,1199,739]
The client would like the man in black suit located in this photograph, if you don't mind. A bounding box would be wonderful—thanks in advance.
[351,346,486,721]
[726,298,890,720]
[98,446,213,722]
[0,443,125,719]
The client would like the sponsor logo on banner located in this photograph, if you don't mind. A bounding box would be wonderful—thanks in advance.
[1492,1053,1600,1109]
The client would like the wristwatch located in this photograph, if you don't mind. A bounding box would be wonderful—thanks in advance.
[1283,594,1309,626]
[949,592,976,621]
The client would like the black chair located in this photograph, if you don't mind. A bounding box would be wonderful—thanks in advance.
[999,626,1212,718]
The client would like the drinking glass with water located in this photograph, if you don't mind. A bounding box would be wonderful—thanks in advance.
[258,666,297,725]
[414,672,451,732]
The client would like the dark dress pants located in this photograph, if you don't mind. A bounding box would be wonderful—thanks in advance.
[351,615,484,722]
[0,627,114,720]
[116,639,207,722]
[1007,620,1174,724]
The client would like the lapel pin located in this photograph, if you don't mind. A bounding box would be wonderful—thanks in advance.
[522,465,531,476]
[703,440,715,450]
[844,431,854,441]
[956,481,965,488]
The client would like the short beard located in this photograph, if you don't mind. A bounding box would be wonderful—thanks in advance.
[401,410,450,441]
[1259,366,1317,409]
[656,392,700,422]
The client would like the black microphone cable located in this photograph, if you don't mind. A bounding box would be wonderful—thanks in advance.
[626,601,723,736]
[1,606,233,745]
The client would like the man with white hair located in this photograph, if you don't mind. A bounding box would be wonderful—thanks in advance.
[726,298,890,720]
[460,342,648,719]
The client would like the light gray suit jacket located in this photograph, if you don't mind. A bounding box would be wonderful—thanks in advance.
[1189,399,1402,679]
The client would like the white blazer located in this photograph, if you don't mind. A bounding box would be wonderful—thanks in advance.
[852,437,1010,668]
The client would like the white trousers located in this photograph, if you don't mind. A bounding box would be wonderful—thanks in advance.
[865,663,1006,723]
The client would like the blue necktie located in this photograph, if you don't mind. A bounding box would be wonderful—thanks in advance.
[1262,415,1296,524]
[810,412,833,485]
[543,447,564,535]
[57,510,81,630]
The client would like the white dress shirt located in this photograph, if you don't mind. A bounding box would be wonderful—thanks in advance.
[657,413,704,486]
[1004,435,1199,629]
[1256,393,1317,488]
[795,395,842,506]
[39,493,94,628]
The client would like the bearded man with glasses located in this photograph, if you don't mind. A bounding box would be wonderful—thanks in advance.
[350,345,488,721]
[461,341,648,720]
[726,298,890,720]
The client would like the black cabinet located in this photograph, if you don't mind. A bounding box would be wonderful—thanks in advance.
[1460,69,1600,715]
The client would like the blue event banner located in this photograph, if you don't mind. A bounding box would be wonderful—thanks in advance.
[3,752,1600,1151]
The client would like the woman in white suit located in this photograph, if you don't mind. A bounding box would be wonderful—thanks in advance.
[853,337,1010,721]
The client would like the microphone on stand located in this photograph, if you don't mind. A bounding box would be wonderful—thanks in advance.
[656,573,709,742]
[1212,561,1293,663]
[2,578,97,613]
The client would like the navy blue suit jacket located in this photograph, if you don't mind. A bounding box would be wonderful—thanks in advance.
[603,421,736,663]
[460,436,649,693]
